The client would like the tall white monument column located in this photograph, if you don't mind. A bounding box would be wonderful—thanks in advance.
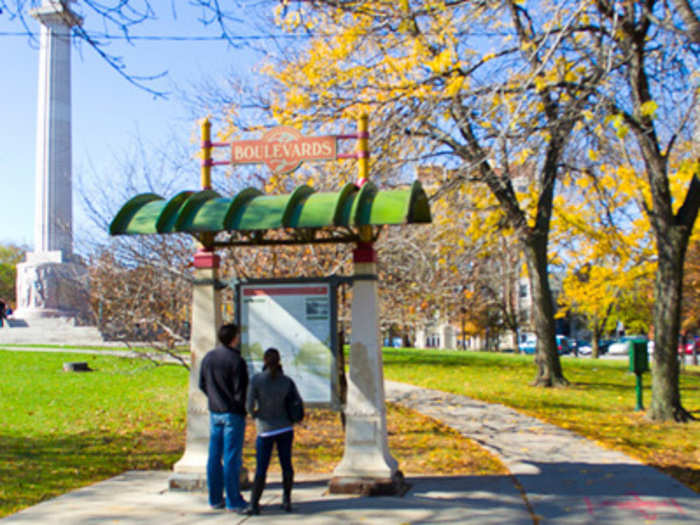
[329,242,404,495]
[14,1,88,322]
[33,1,78,257]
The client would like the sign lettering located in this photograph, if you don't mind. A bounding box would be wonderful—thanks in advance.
[231,126,337,175]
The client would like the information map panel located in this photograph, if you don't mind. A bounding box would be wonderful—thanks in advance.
[237,280,338,406]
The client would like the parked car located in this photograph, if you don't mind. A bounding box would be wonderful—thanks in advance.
[576,340,592,355]
[383,337,403,348]
[556,335,570,355]
[518,331,537,354]
[679,337,699,355]
[518,333,569,354]
[577,340,614,355]
[599,339,614,355]
[608,335,648,355]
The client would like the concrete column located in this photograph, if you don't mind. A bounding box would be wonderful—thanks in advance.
[32,1,80,259]
[14,2,87,323]
[170,250,222,490]
[329,243,404,495]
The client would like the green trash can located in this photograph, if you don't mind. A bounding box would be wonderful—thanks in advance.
[628,340,649,374]
[628,339,649,411]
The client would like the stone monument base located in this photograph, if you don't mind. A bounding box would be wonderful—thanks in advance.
[14,252,92,325]
[328,470,408,496]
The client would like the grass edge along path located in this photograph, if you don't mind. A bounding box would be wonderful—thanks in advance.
[382,348,700,493]
[0,349,506,518]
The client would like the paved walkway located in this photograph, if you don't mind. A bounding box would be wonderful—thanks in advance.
[386,381,699,524]
[1,369,698,523]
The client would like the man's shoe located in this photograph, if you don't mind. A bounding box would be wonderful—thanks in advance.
[210,503,225,510]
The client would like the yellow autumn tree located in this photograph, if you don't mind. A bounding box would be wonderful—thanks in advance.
[579,1,699,421]
[554,162,656,357]
[255,0,632,386]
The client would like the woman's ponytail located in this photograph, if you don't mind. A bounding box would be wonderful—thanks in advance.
[263,347,282,377]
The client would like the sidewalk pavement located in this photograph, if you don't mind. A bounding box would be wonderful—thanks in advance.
[386,381,699,524]
[2,379,698,524]
[0,471,532,524]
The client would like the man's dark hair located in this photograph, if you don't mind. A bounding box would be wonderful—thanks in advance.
[218,323,240,347]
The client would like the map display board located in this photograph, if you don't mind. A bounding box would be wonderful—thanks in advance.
[236,280,338,407]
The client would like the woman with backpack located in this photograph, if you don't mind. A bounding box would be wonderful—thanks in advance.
[244,347,304,515]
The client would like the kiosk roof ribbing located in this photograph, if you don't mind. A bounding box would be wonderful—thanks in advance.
[109,181,431,247]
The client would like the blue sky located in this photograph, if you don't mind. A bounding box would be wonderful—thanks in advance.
[0,3,264,249]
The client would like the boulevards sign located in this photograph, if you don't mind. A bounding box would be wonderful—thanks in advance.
[231,126,337,175]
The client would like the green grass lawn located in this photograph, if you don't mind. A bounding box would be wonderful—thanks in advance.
[0,349,506,518]
[0,350,188,517]
[0,343,190,353]
[383,348,700,492]
[2,347,698,518]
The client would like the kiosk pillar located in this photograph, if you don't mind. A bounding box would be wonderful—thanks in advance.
[329,243,404,495]
[170,249,222,489]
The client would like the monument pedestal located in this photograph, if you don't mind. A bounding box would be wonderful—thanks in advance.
[13,251,90,323]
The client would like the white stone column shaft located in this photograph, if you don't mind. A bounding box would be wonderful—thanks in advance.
[332,245,398,481]
[32,2,80,259]
[172,253,221,483]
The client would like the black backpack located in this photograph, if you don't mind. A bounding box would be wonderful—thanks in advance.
[285,381,304,423]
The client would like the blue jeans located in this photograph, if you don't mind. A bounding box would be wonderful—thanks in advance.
[207,412,246,510]
[255,430,294,480]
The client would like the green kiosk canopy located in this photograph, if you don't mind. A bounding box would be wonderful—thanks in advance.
[109,180,431,246]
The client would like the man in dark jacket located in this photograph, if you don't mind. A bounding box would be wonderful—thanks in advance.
[199,323,249,512]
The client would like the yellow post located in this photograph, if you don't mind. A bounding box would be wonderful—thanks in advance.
[201,118,212,190]
[357,114,369,186]
[357,114,371,241]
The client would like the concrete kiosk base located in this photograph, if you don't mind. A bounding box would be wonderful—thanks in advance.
[328,470,408,496]
[168,468,250,492]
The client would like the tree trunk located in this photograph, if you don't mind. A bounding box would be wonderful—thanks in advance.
[649,229,694,421]
[522,236,568,386]
[592,335,601,359]
[592,322,605,359]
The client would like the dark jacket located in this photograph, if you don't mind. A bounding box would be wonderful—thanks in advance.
[246,369,299,435]
[199,345,249,415]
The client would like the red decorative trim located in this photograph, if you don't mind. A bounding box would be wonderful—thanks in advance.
[356,177,368,188]
[193,250,220,269]
[201,141,230,148]
[335,132,370,140]
[244,286,327,296]
[353,242,376,263]
[201,159,230,166]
